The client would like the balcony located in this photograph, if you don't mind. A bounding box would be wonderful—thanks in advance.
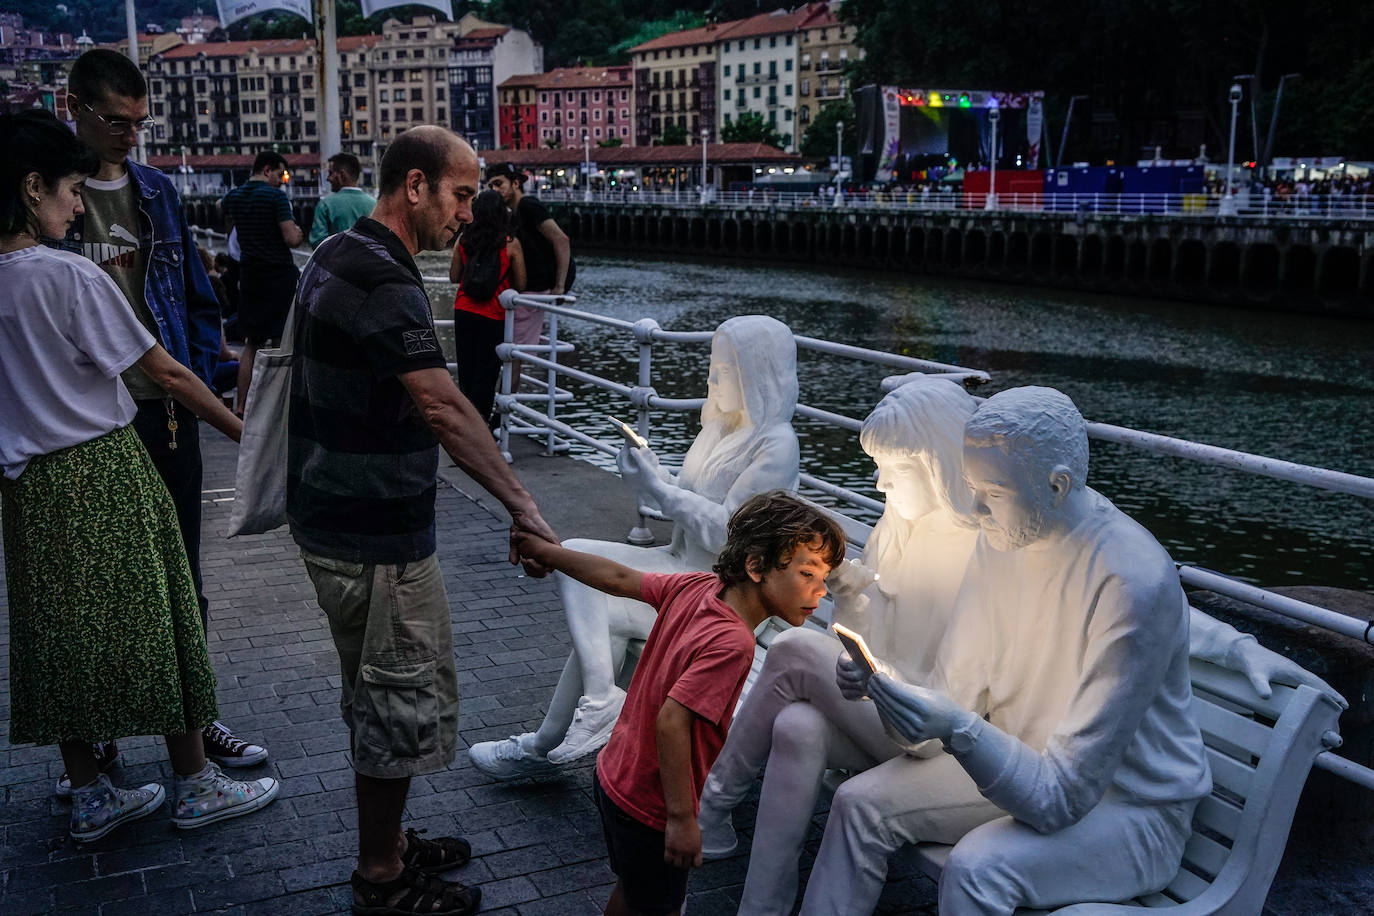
[815,59,845,74]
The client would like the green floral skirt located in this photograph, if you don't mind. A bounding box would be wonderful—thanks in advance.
[1,424,218,745]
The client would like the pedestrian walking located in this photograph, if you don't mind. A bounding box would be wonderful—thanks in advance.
[0,109,280,844]
[62,49,269,782]
[222,150,303,415]
[288,126,558,915]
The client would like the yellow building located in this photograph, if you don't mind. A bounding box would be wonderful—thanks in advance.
[629,23,731,145]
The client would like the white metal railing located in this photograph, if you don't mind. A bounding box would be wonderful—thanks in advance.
[536,187,1374,220]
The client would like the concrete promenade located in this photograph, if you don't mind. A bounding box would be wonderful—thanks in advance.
[1,427,1366,914]
[0,428,939,915]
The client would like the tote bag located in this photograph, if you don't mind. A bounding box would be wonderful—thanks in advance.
[226,254,313,536]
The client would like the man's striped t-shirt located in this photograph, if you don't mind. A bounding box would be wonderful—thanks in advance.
[222,179,295,269]
[286,217,448,564]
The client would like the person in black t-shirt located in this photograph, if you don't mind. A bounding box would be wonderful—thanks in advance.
[485,163,570,357]
[289,127,557,916]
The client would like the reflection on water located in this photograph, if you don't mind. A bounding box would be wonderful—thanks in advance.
[421,251,1374,592]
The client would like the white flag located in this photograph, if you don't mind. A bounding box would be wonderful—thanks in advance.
[216,0,313,29]
[361,0,454,18]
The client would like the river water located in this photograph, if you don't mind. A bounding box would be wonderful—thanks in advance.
[419,251,1374,593]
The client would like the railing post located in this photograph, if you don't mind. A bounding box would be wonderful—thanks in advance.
[498,294,516,464]
[626,318,661,547]
[543,310,560,456]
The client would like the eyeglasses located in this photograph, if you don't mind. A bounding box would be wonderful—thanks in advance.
[83,103,155,135]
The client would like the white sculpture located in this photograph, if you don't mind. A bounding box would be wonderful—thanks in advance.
[468,315,800,778]
[696,376,982,913]
[699,380,1344,915]
[817,386,1212,915]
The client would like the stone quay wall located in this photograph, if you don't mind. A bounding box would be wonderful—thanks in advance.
[543,201,1374,318]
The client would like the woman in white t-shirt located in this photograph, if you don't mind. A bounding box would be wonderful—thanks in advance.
[0,110,279,844]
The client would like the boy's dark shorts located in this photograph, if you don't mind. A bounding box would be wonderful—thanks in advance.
[593,773,689,915]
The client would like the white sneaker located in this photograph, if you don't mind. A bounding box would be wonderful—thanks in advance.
[170,762,279,830]
[546,688,627,764]
[468,733,562,781]
[70,774,165,843]
[699,802,739,859]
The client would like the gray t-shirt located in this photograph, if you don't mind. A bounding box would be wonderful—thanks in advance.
[81,172,162,400]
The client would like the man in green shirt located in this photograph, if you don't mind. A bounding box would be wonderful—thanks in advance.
[309,152,376,247]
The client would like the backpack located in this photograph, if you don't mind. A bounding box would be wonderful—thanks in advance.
[460,244,503,302]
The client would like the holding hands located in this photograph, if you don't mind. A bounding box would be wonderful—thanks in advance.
[509,505,558,577]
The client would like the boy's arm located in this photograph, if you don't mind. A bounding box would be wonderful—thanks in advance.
[656,697,702,869]
[515,534,644,600]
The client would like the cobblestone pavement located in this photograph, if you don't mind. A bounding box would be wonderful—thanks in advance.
[0,428,940,915]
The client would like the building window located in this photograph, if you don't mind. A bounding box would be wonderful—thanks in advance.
[754,62,761,75]
[304,97,315,112]
[770,36,777,47]
[306,120,317,134]
[785,59,793,72]
[801,78,809,95]
[354,73,366,87]
[395,108,405,121]
[436,88,444,100]
[359,120,369,133]
[412,107,423,121]
[411,88,422,101]
[380,89,388,102]
[724,89,731,100]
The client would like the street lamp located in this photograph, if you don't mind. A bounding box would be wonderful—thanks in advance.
[700,127,709,204]
[583,131,592,202]
[1221,82,1243,216]
[985,104,1000,210]
[833,119,844,207]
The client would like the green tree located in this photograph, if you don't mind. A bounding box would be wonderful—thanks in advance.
[721,111,787,148]
[800,99,856,161]
[597,136,624,147]
[659,122,688,145]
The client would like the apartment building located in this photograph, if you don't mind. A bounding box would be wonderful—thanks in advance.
[372,16,462,142]
[717,8,809,150]
[497,73,541,149]
[447,13,542,151]
[535,66,633,148]
[628,23,725,146]
[795,3,861,134]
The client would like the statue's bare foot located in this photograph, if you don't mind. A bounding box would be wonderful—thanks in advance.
[546,688,627,763]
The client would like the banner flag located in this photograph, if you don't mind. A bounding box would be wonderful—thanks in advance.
[361,0,454,19]
[875,86,901,182]
[215,0,313,29]
[1026,96,1044,167]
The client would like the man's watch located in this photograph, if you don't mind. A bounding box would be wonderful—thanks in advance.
[942,715,980,756]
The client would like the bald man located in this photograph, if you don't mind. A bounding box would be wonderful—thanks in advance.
[288,127,557,915]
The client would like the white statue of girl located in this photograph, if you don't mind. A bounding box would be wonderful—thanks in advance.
[468,314,801,778]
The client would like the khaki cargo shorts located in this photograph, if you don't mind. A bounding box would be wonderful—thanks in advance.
[301,550,459,779]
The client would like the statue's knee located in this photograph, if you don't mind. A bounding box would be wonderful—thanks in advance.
[941,834,1016,909]
[828,780,884,836]
[771,702,828,760]
[767,626,834,669]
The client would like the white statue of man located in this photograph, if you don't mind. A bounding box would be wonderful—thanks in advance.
[468,315,801,779]
[825,385,1212,914]
[702,380,1345,915]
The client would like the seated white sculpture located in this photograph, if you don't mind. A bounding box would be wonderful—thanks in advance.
[468,314,800,779]
[698,379,1346,915]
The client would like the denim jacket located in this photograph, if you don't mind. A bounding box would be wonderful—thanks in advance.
[56,159,221,387]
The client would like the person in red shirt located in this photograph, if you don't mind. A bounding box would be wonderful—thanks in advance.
[515,490,846,916]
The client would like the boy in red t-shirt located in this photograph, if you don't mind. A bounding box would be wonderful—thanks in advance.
[515,491,846,916]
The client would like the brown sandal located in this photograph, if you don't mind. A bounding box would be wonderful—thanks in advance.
[351,866,481,916]
[401,828,472,873]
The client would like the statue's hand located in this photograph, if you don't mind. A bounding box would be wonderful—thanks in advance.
[835,652,873,701]
[1228,638,1349,710]
[868,673,971,747]
[828,557,879,600]
[617,445,670,499]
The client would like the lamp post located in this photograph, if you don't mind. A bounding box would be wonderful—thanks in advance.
[1221,82,1243,216]
[700,127,709,204]
[833,119,844,207]
[583,131,592,202]
[985,104,1000,210]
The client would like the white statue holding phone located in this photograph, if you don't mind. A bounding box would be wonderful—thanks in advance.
[468,315,800,778]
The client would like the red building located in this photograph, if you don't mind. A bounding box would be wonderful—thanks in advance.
[497,72,541,149]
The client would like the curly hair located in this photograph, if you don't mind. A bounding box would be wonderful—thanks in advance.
[713,490,847,586]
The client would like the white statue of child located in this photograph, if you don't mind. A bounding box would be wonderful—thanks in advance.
[468,315,800,778]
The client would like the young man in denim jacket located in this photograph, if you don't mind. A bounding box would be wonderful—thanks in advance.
[54,50,268,788]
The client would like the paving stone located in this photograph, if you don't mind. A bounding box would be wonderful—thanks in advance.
[54,871,144,908]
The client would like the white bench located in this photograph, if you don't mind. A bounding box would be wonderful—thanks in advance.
[899,658,1344,914]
